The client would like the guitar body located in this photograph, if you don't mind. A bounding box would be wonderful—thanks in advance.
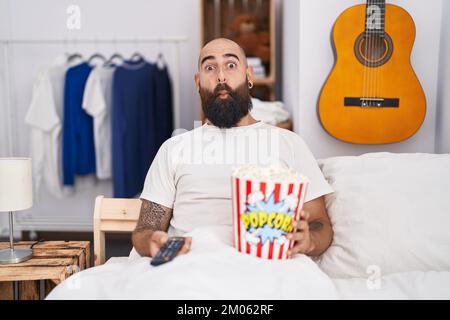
[318,4,426,144]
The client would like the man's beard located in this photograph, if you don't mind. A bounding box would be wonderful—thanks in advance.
[200,81,252,128]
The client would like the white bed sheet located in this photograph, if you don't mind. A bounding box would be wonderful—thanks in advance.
[331,271,450,300]
[46,226,338,300]
[101,258,450,299]
[46,225,450,300]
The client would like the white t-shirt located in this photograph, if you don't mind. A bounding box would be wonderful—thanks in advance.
[140,121,334,236]
[82,65,115,179]
[25,56,67,198]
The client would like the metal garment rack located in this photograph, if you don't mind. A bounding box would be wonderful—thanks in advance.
[0,37,187,156]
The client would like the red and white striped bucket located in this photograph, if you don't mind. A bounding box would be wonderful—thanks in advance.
[231,174,309,260]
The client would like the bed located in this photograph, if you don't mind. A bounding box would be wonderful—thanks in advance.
[46,152,450,300]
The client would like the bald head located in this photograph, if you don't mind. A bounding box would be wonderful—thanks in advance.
[198,38,247,70]
[195,37,254,105]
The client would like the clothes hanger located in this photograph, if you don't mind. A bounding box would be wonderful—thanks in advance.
[156,39,165,69]
[105,53,125,66]
[65,38,84,64]
[129,51,145,62]
[88,53,107,64]
[156,52,166,70]
[67,53,83,63]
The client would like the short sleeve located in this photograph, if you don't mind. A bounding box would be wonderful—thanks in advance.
[139,140,176,208]
[25,71,60,132]
[289,133,334,202]
[82,69,106,117]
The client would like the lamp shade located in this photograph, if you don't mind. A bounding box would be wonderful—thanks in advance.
[0,158,33,212]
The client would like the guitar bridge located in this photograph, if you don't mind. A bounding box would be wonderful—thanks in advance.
[344,97,399,108]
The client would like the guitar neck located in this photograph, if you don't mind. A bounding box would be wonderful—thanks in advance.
[365,0,386,35]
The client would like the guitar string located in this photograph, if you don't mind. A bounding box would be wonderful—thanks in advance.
[369,0,374,106]
[368,1,374,107]
[374,0,383,104]
[362,2,366,106]
[374,0,380,104]
[374,0,383,105]
[363,0,369,106]
[377,1,386,104]
[370,0,375,106]
[364,0,370,103]
[381,1,385,105]
[377,0,384,104]
[375,0,378,103]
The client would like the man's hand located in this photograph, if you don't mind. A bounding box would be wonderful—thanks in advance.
[285,196,334,257]
[149,231,192,257]
[286,210,314,256]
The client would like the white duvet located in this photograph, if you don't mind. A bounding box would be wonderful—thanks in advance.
[46,226,339,300]
[333,271,450,300]
[46,224,450,300]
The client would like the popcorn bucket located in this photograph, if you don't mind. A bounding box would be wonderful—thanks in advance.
[231,165,309,260]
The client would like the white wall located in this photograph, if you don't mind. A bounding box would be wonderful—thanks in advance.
[283,0,444,159]
[1,0,448,234]
[0,0,287,234]
[0,0,11,157]
[436,0,450,153]
[281,0,299,119]
[0,0,202,233]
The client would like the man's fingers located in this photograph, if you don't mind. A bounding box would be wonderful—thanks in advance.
[288,242,309,256]
[287,211,312,257]
[149,241,161,257]
[297,220,308,231]
[291,219,308,231]
[300,210,310,221]
[287,230,307,242]
[150,234,192,258]
[157,233,169,246]
[177,237,192,256]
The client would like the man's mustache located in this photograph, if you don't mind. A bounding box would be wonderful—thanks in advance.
[213,83,233,96]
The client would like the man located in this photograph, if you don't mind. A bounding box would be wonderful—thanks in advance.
[132,38,334,259]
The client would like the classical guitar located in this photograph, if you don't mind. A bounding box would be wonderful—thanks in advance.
[318,0,426,144]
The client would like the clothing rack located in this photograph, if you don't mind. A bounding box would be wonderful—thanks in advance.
[0,37,187,156]
[0,36,187,44]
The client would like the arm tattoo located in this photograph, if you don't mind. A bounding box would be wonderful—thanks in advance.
[309,221,324,232]
[134,199,173,233]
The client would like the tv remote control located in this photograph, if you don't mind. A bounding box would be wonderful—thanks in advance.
[150,237,186,266]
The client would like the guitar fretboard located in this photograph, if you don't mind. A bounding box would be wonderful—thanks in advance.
[365,0,386,35]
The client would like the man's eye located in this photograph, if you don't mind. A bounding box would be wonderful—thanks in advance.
[228,63,237,69]
[205,65,215,71]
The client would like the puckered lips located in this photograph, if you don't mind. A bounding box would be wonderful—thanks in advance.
[217,89,230,99]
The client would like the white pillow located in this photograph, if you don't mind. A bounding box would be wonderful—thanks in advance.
[316,152,450,279]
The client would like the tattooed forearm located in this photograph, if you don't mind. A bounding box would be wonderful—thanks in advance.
[134,199,173,233]
[309,221,324,232]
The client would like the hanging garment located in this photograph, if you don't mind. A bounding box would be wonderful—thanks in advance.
[152,65,174,151]
[82,64,115,180]
[112,58,173,198]
[24,55,67,198]
[62,62,96,186]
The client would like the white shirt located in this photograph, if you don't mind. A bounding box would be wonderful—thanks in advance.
[82,65,115,179]
[140,121,334,236]
[24,56,67,198]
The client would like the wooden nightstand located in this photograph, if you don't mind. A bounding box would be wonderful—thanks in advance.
[0,241,90,300]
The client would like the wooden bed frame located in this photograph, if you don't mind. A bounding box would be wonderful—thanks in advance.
[93,196,141,266]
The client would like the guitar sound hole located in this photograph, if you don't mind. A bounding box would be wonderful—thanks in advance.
[354,32,393,67]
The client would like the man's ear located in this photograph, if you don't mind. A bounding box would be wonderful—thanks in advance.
[194,73,200,92]
[246,66,254,84]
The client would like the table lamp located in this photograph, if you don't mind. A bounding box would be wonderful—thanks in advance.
[0,158,33,264]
